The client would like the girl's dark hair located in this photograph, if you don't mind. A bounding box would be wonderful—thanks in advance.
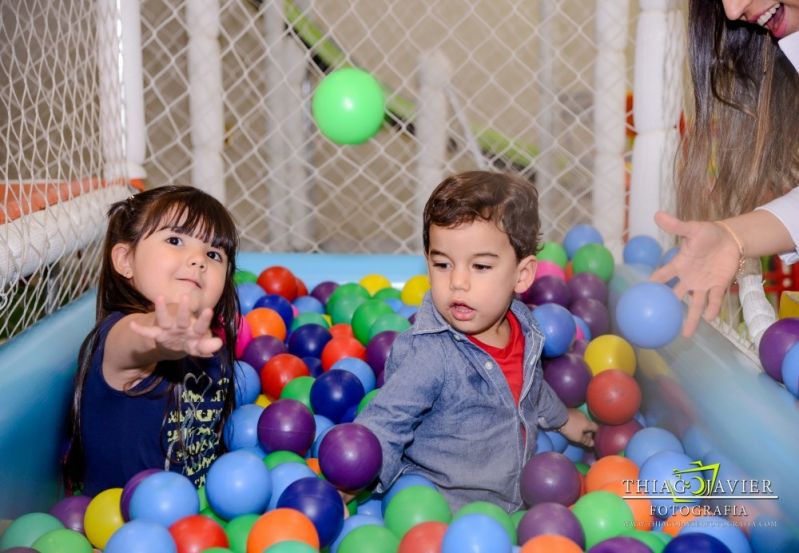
[422,171,540,259]
[676,0,799,220]
[64,185,240,490]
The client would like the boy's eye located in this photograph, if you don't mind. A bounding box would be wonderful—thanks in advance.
[432,261,450,270]
[473,264,492,271]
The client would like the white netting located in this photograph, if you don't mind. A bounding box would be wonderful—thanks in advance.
[1,1,131,340]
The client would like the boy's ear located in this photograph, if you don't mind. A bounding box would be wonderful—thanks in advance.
[514,255,537,294]
[111,243,133,278]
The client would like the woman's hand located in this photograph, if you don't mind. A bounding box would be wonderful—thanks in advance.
[650,211,742,337]
[558,408,598,447]
[130,295,223,358]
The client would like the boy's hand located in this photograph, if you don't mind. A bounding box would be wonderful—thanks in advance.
[557,408,598,447]
[130,295,223,358]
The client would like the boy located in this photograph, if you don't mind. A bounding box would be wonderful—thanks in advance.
[356,170,596,512]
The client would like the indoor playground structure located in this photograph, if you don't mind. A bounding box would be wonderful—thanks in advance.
[2,0,799,552]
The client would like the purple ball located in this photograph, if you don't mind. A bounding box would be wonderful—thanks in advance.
[365,330,398,374]
[570,298,610,338]
[241,335,286,370]
[567,272,609,304]
[311,281,339,306]
[517,502,585,548]
[588,536,654,553]
[120,468,161,520]
[49,495,92,532]
[543,353,592,408]
[520,451,581,506]
[759,318,799,382]
[523,275,572,307]
[571,339,589,356]
[318,423,382,493]
[595,419,644,458]
[257,399,316,456]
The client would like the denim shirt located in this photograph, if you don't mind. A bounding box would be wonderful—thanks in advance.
[355,293,569,513]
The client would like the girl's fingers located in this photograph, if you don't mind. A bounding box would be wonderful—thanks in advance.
[672,281,690,303]
[654,211,689,237]
[193,307,215,335]
[683,292,706,337]
[650,262,678,285]
[130,319,161,339]
[196,336,223,356]
[175,296,191,329]
[704,286,725,322]
[153,296,171,328]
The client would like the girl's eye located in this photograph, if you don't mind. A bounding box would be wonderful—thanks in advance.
[207,250,224,262]
[166,236,183,246]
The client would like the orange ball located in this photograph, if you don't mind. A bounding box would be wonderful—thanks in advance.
[246,508,320,553]
[260,353,310,400]
[257,265,298,301]
[169,514,229,553]
[585,455,639,493]
[306,457,322,475]
[585,369,641,425]
[398,521,447,553]
[520,534,582,553]
[245,307,287,341]
[600,481,655,531]
[321,336,366,371]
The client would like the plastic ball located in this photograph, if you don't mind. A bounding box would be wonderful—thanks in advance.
[291,312,331,332]
[532,303,576,358]
[759,318,799,382]
[240,335,286,372]
[261,354,310,400]
[237,282,267,315]
[616,282,683,349]
[257,399,316,456]
[584,455,639,493]
[279,375,315,411]
[543,353,592,408]
[288,324,332,359]
[365,330,398,374]
[224,404,264,451]
[623,235,663,270]
[267,462,317,511]
[583,335,636,376]
[533,260,567,281]
[0,513,64,550]
[338,525,399,553]
[293,294,326,315]
[663,533,732,553]
[563,224,604,259]
[520,534,583,552]
[587,536,654,553]
[625,427,683,468]
[567,272,609,304]
[224,514,259,553]
[277,477,345,547]
[639,451,701,517]
[523,275,572,307]
[517,502,584,547]
[257,266,298,301]
[49,496,91,533]
[569,298,610,339]
[520,452,581,507]
[312,67,385,145]
[594,419,643,457]
[538,241,569,268]
[401,275,430,306]
[360,274,392,295]
[384,485,453,539]
[169,515,228,552]
[254,294,294,330]
[351,299,395,345]
[234,361,261,406]
[318,423,382,493]
[206,450,272,520]
[586,369,641,425]
[380,473,437,514]
[246,508,320,553]
[570,491,634,549]
[310,369,365,422]
[321,336,367,371]
[235,269,258,285]
[84,488,125,549]
[129,472,199,527]
[331,357,376,393]
[103,520,177,553]
[368,313,411,341]
[310,281,338,305]
[454,502,516,545]
[398,521,448,553]
[441,513,512,553]
[572,243,615,282]
[245,307,287,341]
[679,516,750,553]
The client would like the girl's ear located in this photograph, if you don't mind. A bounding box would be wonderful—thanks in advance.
[514,255,537,295]
[111,243,133,279]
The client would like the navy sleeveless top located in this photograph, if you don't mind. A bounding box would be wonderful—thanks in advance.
[80,312,230,495]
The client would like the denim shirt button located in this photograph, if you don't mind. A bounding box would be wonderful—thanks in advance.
[484,361,493,370]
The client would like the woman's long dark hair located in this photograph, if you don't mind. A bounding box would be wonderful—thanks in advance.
[64,185,240,491]
[676,0,799,220]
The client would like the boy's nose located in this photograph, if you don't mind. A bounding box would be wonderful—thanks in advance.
[450,267,470,291]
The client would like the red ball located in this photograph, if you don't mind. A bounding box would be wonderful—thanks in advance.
[321,336,366,371]
[586,369,641,425]
[260,353,310,400]
[398,521,447,553]
[169,514,228,553]
[295,276,309,297]
[257,265,299,301]
[594,419,644,458]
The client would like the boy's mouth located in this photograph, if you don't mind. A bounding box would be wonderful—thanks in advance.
[450,302,475,321]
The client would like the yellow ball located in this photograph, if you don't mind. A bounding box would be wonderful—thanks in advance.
[256,394,271,407]
[84,487,124,549]
[583,334,636,376]
[401,275,430,306]
[359,274,393,296]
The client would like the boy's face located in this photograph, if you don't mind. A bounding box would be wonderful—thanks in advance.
[426,220,536,344]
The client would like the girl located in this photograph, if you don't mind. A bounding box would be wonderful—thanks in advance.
[652,0,799,336]
[64,185,240,495]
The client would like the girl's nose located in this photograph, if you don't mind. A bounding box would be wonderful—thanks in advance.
[188,252,206,270]
[721,0,751,21]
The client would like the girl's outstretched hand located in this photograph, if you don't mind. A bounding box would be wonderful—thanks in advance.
[650,211,741,337]
[130,295,223,358]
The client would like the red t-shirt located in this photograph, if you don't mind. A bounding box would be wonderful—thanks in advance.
[467,311,525,405]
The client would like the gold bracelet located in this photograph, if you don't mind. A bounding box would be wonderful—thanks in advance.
[715,220,746,276]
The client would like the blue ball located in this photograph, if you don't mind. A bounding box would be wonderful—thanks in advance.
[129,471,199,526]
[535,431,554,453]
[236,282,266,315]
[562,443,586,463]
[330,513,383,553]
[573,315,592,341]
[267,462,317,511]
[311,415,336,457]
[385,298,404,312]
[205,450,272,520]
[616,282,683,349]
[310,369,366,423]
[277,477,344,547]
[544,430,568,453]
[288,324,332,359]
[380,474,437,515]
[639,451,700,518]
[303,356,324,377]
[681,517,751,553]
[624,235,664,270]
[664,533,732,553]
[234,361,261,406]
[780,342,799,397]
[293,295,326,314]
[563,224,604,259]
[254,293,294,329]
[442,513,512,553]
[104,520,177,553]
[331,358,376,393]
[532,303,576,358]
[625,426,683,468]
[224,404,264,451]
